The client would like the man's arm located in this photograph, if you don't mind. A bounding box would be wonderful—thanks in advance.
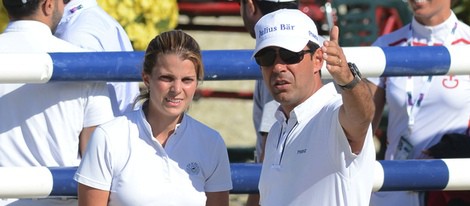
[337,78,374,154]
[321,26,375,154]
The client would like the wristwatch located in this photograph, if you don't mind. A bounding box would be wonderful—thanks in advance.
[337,62,362,90]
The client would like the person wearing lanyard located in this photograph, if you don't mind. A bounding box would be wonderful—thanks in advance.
[368,0,470,206]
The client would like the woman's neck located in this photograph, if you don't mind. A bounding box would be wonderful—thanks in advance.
[143,104,182,147]
[415,10,451,26]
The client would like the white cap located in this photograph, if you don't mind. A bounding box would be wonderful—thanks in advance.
[253,9,320,56]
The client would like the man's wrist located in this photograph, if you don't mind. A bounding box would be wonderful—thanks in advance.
[337,62,362,90]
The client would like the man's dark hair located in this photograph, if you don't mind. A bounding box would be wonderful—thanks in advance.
[3,0,41,19]
[307,40,320,52]
[307,40,322,76]
[255,0,298,15]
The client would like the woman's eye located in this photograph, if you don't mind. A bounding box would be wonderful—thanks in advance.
[159,76,172,82]
[183,78,195,83]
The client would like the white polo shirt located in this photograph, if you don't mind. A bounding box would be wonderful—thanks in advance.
[370,12,470,160]
[0,20,113,166]
[259,83,375,206]
[75,109,233,206]
[55,0,140,116]
[369,12,470,206]
[0,20,114,206]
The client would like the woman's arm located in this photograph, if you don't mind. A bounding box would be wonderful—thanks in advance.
[206,191,229,206]
[368,81,386,133]
[78,183,110,206]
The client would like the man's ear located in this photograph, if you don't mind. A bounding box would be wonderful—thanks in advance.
[41,0,54,16]
[245,0,257,15]
[313,48,324,70]
[313,48,324,64]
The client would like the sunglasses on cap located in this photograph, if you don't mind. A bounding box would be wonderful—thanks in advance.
[254,47,316,67]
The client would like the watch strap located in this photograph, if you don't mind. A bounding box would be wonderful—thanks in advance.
[338,62,362,90]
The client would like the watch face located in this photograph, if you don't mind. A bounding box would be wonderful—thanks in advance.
[337,62,362,90]
[348,63,362,78]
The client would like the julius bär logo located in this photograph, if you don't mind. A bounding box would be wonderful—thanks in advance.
[258,26,277,37]
[279,24,295,31]
[258,24,296,38]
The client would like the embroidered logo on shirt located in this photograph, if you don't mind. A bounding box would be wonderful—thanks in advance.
[297,149,307,154]
[442,75,459,89]
[186,162,200,175]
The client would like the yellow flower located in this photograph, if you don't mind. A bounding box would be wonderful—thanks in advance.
[98,0,178,51]
[0,6,8,32]
[0,0,178,51]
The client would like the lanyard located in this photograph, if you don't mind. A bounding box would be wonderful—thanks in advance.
[405,21,457,131]
[406,76,432,130]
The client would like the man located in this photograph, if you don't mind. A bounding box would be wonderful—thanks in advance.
[55,0,139,116]
[240,0,297,163]
[0,0,114,205]
[254,9,375,205]
[368,0,470,205]
[239,1,298,204]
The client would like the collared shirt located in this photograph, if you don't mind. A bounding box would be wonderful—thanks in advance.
[55,0,140,116]
[369,12,470,206]
[259,83,375,206]
[370,12,470,160]
[0,20,114,205]
[75,110,233,206]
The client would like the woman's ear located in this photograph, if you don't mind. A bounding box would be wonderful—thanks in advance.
[142,72,150,88]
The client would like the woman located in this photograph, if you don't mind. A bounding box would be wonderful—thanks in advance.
[74,30,233,206]
[368,0,470,205]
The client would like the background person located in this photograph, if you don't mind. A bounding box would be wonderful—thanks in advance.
[74,30,233,206]
[0,0,114,205]
[55,0,140,116]
[368,0,470,205]
[254,9,375,205]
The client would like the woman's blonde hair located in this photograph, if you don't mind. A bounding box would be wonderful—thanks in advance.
[134,30,204,106]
